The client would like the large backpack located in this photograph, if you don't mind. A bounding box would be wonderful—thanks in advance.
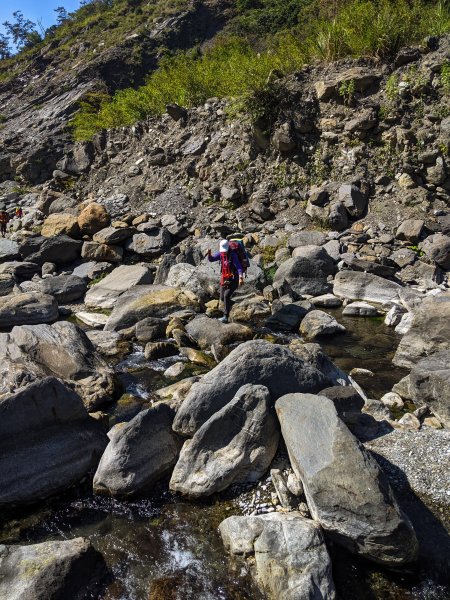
[228,236,250,277]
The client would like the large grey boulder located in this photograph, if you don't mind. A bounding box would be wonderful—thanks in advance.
[219,513,335,600]
[93,403,182,497]
[0,321,117,410]
[19,235,82,265]
[0,537,108,600]
[275,393,418,565]
[125,228,170,257]
[84,264,153,309]
[185,314,252,350]
[0,238,20,261]
[393,293,450,368]
[409,350,450,427]
[273,248,335,298]
[173,340,330,437]
[338,184,366,217]
[420,233,450,269]
[0,378,108,506]
[104,285,200,331]
[300,309,345,338]
[0,292,58,328]
[40,274,87,303]
[93,226,135,244]
[396,219,424,244]
[170,385,279,498]
[288,231,327,249]
[333,270,402,305]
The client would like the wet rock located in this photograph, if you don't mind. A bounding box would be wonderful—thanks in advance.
[0,537,109,600]
[170,384,278,497]
[135,316,167,342]
[86,330,128,356]
[409,350,450,427]
[230,296,271,321]
[219,513,336,600]
[40,274,87,303]
[333,270,402,306]
[78,202,110,236]
[0,292,58,327]
[300,309,345,338]
[276,393,418,565]
[0,321,117,410]
[173,340,329,437]
[105,285,199,331]
[393,292,450,367]
[144,341,178,360]
[266,300,311,331]
[93,403,182,497]
[311,293,342,308]
[342,301,380,316]
[185,315,252,350]
[273,248,335,298]
[85,264,152,309]
[0,378,107,506]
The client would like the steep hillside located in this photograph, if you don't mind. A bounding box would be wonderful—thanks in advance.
[0,0,233,183]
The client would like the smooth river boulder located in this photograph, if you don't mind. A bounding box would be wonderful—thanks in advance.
[300,309,346,338]
[273,248,335,298]
[170,385,279,498]
[0,378,108,506]
[0,292,58,328]
[219,513,336,600]
[173,340,330,437]
[393,292,450,368]
[104,285,200,331]
[0,321,118,410]
[85,264,153,309]
[333,270,402,305]
[93,403,182,497]
[275,393,418,565]
[0,537,109,600]
[409,350,450,427]
[185,314,253,350]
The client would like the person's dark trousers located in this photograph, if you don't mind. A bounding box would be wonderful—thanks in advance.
[220,277,239,316]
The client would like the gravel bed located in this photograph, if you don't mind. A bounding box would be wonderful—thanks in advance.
[365,427,450,505]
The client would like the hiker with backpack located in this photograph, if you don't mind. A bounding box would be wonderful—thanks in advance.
[0,209,9,237]
[207,238,247,323]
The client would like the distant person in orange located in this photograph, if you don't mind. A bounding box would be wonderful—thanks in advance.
[15,206,23,219]
[0,210,9,237]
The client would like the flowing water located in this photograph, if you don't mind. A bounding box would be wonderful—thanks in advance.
[1,313,449,599]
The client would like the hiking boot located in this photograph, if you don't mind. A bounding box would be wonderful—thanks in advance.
[218,315,229,324]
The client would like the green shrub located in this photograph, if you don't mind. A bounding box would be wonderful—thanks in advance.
[70,0,450,140]
[441,61,450,94]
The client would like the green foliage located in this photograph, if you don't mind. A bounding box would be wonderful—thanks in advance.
[303,0,450,61]
[263,264,277,284]
[65,0,450,140]
[338,78,355,105]
[441,62,450,94]
[407,245,425,257]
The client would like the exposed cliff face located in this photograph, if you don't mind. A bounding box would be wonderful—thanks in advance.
[0,0,232,184]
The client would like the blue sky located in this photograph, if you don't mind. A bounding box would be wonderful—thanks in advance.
[0,1,82,45]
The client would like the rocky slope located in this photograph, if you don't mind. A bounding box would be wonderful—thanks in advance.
[0,22,450,600]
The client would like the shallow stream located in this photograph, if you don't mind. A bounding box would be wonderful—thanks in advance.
[1,312,449,599]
